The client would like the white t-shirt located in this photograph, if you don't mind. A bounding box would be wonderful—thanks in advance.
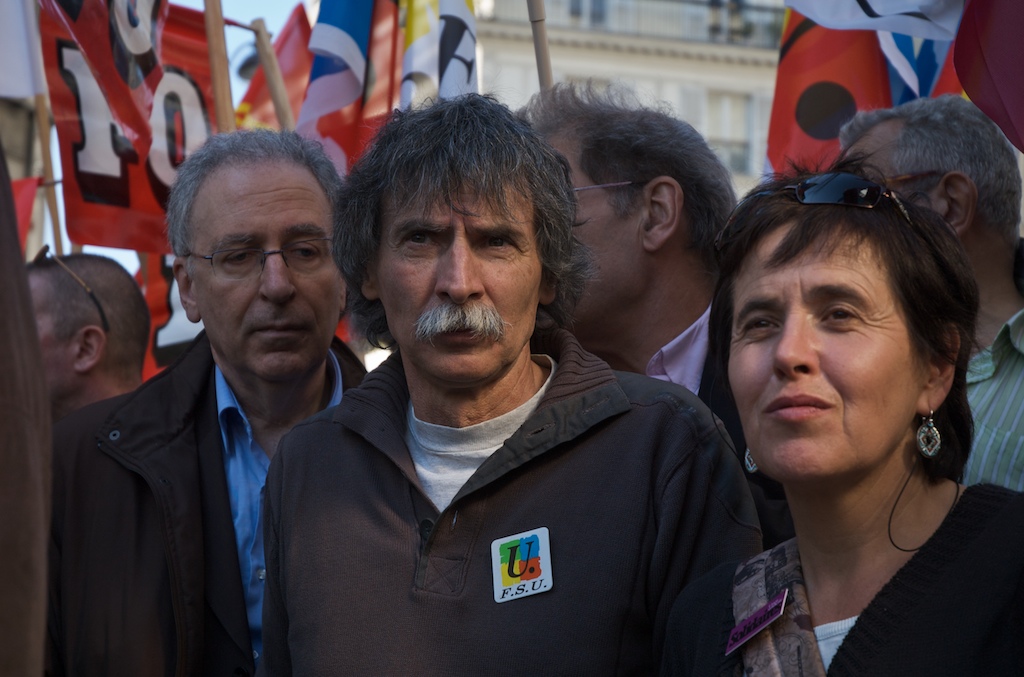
[406,356,555,511]
[815,616,858,670]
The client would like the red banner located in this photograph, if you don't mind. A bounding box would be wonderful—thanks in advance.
[236,4,312,130]
[39,0,170,154]
[767,9,892,173]
[42,3,218,253]
[955,0,1024,153]
[11,177,41,253]
[43,4,216,377]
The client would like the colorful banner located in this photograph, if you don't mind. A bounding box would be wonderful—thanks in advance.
[399,0,478,108]
[41,3,217,253]
[296,0,401,174]
[236,4,313,130]
[297,0,478,175]
[767,10,892,172]
[39,0,171,153]
[42,4,216,376]
[955,0,1024,152]
[767,9,963,173]
[785,0,963,40]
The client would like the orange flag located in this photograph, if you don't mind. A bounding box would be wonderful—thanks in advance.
[236,4,313,130]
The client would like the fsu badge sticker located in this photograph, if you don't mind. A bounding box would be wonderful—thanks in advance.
[491,527,553,603]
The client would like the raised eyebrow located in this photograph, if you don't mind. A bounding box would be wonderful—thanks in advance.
[806,283,869,307]
[390,218,447,239]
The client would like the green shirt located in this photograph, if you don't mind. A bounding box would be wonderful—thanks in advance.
[964,307,1024,489]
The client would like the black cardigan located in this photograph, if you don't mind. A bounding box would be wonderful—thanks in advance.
[662,483,1024,676]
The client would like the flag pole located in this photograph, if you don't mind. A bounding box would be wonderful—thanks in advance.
[251,19,295,131]
[526,0,554,90]
[204,0,236,132]
[32,94,63,256]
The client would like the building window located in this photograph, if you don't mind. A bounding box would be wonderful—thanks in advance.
[708,90,752,175]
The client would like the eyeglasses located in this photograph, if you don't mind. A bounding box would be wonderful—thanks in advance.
[715,172,913,251]
[32,244,110,332]
[196,238,333,280]
[885,170,943,185]
[573,180,642,193]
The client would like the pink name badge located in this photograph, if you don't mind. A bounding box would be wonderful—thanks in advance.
[725,588,788,656]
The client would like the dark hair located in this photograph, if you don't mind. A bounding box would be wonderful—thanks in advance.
[27,253,150,380]
[166,129,342,257]
[519,81,736,281]
[710,158,978,482]
[336,93,591,348]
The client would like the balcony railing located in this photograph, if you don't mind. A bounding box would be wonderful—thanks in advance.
[477,0,785,50]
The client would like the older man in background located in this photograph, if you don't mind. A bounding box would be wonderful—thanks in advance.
[46,130,365,677]
[520,82,793,547]
[27,250,149,421]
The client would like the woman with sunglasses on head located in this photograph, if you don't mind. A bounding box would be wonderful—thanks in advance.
[661,160,1024,676]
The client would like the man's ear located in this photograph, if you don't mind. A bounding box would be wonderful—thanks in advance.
[539,275,556,306]
[918,328,959,416]
[929,172,977,238]
[337,278,347,318]
[361,262,380,301]
[640,176,684,253]
[71,325,107,374]
[172,256,203,323]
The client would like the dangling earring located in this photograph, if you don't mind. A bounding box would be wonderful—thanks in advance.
[917,411,941,458]
[744,449,758,473]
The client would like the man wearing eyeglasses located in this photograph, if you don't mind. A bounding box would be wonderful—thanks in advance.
[26,249,149,421]
[46,130,366,677]
[519,82,794,548]
[840,95,1024,493]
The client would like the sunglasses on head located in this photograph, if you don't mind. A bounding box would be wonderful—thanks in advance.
[715,172,912,251]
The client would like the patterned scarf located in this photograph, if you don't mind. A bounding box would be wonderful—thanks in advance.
[730,539,827,677]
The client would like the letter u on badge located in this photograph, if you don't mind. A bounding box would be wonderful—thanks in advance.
[491,527,553,603]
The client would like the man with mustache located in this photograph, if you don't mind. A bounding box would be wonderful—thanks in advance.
[260,95,760,676]
[46,130,366,677]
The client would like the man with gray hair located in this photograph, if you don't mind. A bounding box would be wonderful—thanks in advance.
[519,82,793,548]
[46,130,365,677]
[841,94,1024,490]
[260,94,760,675]
[27,250,149,421]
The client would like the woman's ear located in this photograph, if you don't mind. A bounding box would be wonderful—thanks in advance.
[918,328,959,415]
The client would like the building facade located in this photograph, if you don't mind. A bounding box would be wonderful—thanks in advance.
[475,0,783,190]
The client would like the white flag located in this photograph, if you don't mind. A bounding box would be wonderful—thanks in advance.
[0,0,47,98]
[786,0,964,40]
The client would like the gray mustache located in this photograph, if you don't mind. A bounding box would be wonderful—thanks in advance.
[415,303,508,343]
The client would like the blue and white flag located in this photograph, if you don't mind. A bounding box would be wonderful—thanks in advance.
[296,1,374,173]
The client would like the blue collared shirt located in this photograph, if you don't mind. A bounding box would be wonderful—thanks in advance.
[215,351,344,665]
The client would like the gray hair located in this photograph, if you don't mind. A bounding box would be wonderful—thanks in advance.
[336,93,591,348]
[519,81,737,280]
[27,253,150,381]
[839,95,1022,243]
[166,129,343,256]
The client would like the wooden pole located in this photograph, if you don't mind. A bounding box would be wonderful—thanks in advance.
[251,19,295,131]
[526,0,554,90]
[204,0,236,132]
[32,94,63,255]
